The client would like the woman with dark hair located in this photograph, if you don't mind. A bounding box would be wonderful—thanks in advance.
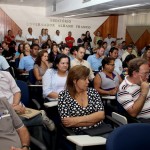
[45,39,52,53]
[84,31,92,48]
[122,54,136,78]
[33,50,51,84]
[19,43,30,59]
[48,43,59,63]
[42,54,70,99]
[142,46,150,67]
[58,65,104,134]
[94,57,122,96]
[123,54,136,69]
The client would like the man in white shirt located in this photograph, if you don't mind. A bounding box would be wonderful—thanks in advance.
[15,30,26,46]
[71,46,94,80]
[109,47,123,75]
[52,30,63,46]
[122,45,135,61]
[26,27,37,45]
[104,34,122,48]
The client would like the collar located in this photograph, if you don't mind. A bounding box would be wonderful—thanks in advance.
[124,76,137,86]
[74,58,84,63]
[0,72,5,78]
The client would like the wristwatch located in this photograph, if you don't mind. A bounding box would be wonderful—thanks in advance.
[22,145,31,150]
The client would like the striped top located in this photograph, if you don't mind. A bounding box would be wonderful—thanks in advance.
[117,76,150,119]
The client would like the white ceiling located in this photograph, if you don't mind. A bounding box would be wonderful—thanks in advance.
[0,0,150,18]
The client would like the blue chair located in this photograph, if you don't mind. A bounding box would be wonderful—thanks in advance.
[29,69,36,85]
[106,123,150,150]
[16,80,41,111]
[16,80,47,150]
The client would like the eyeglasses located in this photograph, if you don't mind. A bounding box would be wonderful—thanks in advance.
[107,64,115,66]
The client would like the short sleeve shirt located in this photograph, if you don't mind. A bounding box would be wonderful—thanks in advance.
[0,98,23,149]
[58,88,104,133]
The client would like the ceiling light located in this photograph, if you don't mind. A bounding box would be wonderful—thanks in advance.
[109,4,141,11]
[131,12,136,16]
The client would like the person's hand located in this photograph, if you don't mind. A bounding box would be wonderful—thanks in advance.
[109,87,118,95]
[12,104,26,114]
[10,146,23,150]
[61,117,77,127]
[140,76,149,95]
[43,60,49,67]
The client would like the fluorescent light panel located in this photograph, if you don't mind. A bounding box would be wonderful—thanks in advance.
[109,4,141,11]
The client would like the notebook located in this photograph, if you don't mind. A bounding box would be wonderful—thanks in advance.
[19,108,41,119]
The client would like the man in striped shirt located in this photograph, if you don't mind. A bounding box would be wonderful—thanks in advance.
[118,58,150,119]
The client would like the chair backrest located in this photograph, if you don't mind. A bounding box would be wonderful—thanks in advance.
[112,112,127,125]
[15,58,20,68]
[106,123,150,150]
[29,69,36,84]
[16,80,30,107]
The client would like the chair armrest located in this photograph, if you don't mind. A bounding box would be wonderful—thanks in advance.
[30,136,47,150]
[105,115,123,127]
[60,124,75,135]
[32,99,41,110]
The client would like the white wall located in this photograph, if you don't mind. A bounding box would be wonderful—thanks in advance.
[0,4,109,46]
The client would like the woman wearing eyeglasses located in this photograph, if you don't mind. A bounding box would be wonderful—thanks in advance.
[94,57,122,96]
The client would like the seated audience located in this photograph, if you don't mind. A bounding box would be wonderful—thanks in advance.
[15,43,23,59]
[84,41,92,55]
[58,65,104,134]
[43,54,70,99]
[109,47,123,75]
[77,34,86,46]
[142,46,150,67]
[45,39,52,53]
[52,30,63,46]
[0,97,30,150]
[94,57,122,96]
[2,41,14,62]
[19,43,30,60]
[60,44,70,56]
[26,27,37,45]
[87,46,104,72]
[15,29,25,47]
[84,31,92,48]
[93,31,103,48]
[117,43,124,59]
[69,46,77,61]
[48,43,59,64]
[4,29,15,45]
[18,44,39,73]
[34,50,51,85]
[65,31,75,48]
[122,54,136,76]
[71,46,94,81]
[39,28,48,46]
[0,70,55,142]
[122,45,137,61]
[117,58,150,119]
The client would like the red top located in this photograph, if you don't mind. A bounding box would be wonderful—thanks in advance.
[65,36,75,48]
[4,35,15,44]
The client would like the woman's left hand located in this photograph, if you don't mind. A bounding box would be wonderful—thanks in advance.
[61,117,77,127]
